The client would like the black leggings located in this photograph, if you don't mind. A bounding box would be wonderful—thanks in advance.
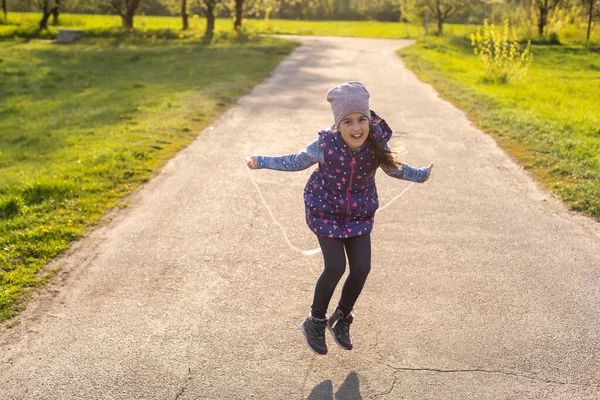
[311,234,372,319]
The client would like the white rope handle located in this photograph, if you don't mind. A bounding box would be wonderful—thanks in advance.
[246,167,413,257]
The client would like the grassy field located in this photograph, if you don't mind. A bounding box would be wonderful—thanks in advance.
[2,12,596,44]
[1,13,213,39]
[0,34,298,321]
[399,37,600,218]
[1,13,598,321]
[0,12,468,40]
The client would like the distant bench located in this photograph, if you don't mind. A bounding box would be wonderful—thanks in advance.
[57,29,84,44]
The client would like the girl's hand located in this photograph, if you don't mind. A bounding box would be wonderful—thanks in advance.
[424,164,434,180]
[245,156,258,169]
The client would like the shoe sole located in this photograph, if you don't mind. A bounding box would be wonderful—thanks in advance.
[327,325,353,350]
[300,323,327,355]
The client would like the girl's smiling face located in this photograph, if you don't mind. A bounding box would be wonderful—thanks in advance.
[338,112,370,150]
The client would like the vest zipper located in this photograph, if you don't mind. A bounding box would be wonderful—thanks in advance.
[346,154,356,215]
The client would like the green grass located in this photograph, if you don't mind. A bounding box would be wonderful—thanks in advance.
[399,37,600,218]
[1,13,212,39]
[2,12,595,45]
[245,18,457,39]
[0,34,298,321]
[0,12,463,40]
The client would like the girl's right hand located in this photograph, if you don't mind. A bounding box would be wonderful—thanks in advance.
[245,156,258,169]
[424,164,434,180]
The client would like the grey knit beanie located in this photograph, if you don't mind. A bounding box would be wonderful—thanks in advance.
[326,81,371,128]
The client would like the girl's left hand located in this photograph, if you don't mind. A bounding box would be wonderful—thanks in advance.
[425,164,434,180]
[245,156,258,169]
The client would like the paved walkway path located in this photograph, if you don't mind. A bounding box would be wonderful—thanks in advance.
[2,36,600,399]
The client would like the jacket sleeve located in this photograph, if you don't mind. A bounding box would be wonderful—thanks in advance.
[380,143,429,183]
[255,138,321,171]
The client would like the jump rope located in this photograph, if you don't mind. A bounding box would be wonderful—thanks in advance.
[246,166,414,257]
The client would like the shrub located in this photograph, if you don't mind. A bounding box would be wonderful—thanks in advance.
[470,19,534,83]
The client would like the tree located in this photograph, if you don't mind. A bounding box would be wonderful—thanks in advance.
[535,0,561,35]
[181,0,189,29]
[402,0,468,34]
[583,0,596,41]
[2,0,7,21]
[52,0,59,24]
[109,0,144,30]
[429,0,468,34]
[37,0,58,29]
[401,0,427,24]
[234,0,243,29]
[201,0,220,34]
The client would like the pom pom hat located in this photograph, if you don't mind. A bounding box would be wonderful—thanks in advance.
[326,81,371,128]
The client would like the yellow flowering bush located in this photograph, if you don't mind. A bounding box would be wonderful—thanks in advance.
[470,19,534,83]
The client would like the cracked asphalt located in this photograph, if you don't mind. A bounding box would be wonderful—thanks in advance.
[1,36,600,399]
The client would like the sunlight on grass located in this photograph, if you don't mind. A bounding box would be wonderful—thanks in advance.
[399,37,600,218]
[0,36,298,321]
[1,12,440,40]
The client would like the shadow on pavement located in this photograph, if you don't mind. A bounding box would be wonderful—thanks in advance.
[307,371,362,400]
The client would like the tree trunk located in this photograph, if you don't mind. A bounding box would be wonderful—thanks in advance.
[122,10,134,30]
[538,5,548,35]
[39,6,57,30]
[587,0,595,42]
[294,2,302,19]
[2,0,7,21]
[436,0,443,35]
[52,0,59,24]
[181,0,188,30]
[205,3,215,33]
[234,0,243,30]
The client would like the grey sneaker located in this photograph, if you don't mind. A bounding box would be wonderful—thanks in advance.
[300,315,328,355]
[327,309,353,350]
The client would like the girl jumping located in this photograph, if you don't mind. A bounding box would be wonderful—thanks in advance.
[246,82,433,355]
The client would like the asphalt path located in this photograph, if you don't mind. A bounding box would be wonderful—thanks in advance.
[2,36,600,399]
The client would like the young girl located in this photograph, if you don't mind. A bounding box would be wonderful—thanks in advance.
[246,82,433,355]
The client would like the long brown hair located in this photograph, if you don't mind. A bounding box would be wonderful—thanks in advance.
[367,130,399,171]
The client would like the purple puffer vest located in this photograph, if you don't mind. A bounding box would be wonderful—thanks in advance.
[304,111,392,238]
